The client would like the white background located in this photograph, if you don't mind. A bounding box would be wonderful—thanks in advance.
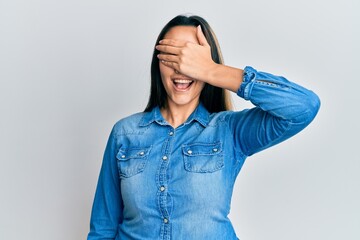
[0,0,359,239]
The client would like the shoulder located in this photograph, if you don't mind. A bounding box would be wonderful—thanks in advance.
[112,112,147,136]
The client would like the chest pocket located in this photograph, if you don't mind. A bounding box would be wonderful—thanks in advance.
[116,146,152,178]
[182,142,224,173]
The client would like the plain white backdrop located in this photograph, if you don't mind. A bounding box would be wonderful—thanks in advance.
[0,0,359,239]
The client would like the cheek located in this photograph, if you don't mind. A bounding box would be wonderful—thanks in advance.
[159,62,172,78]
[159,63,172,89]
[160,65,175,91]
[197,82,206,91]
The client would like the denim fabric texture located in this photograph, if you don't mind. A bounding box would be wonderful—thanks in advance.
[87,66,320,240]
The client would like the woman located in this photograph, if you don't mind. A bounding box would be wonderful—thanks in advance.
[87,15,320,240]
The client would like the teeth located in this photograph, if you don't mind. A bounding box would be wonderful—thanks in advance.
[173,79,193,83]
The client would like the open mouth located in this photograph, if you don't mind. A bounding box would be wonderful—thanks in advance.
[172,79,194,91]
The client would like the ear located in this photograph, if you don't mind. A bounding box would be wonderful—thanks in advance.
[197,25,209,46]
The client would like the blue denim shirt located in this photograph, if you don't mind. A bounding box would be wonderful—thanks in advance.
[87,66,320,240]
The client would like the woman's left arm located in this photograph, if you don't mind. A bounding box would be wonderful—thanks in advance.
[226,66,321,156]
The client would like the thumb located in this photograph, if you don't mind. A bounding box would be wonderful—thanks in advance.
[197,25,209,46]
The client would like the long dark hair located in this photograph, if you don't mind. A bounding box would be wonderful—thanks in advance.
[144,15,232,113]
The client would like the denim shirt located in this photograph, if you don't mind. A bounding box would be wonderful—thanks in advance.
[87,66,320,240]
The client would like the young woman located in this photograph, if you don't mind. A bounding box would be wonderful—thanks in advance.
[87,15,320,240]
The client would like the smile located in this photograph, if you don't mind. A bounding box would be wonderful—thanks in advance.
[172,79,194,91]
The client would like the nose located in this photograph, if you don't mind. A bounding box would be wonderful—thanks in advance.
[174,69,179,74]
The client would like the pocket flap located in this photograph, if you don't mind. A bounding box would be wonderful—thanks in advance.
[116,147,151,161]
[182,142,222,156]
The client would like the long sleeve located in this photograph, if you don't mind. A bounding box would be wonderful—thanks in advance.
[228,66,320,157]
[87,127,123,240]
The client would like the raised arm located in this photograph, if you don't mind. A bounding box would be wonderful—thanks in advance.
[227,66,320,156]
[156,25,320,156]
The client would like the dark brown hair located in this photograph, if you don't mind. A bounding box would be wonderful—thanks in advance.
[144,15,232,113]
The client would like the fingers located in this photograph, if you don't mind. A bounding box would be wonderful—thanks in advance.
[155,45,180,55]
[157,51,180,71]
[157,53,179,63]
[196,25,209,47]
[159,59,179,71]
[158,39,186,47]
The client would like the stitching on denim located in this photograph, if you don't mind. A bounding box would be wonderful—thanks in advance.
[116,125,150,136]
[254,80,291,89]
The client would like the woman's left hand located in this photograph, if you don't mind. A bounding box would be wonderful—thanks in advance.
[156,25,218,82]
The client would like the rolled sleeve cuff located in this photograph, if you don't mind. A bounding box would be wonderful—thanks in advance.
[237,66,257,100]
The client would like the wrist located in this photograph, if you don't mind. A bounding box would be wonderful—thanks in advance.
[207,64,244,93]
[206,63,223,84]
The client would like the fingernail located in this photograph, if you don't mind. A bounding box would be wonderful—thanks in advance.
[159,40,163,44]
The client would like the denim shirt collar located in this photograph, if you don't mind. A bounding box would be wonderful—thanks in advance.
[139,102,210,128]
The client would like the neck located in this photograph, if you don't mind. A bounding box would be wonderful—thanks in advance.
[160,100,199,129]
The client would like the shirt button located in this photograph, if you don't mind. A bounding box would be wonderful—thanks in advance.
[163,218,169,224]
[213,148,218,152]
[160,186,165,192]
[187,150,192,154]
[121,155,126,159]
[139,151,145,156]
[162,155,168,160]
[169,131,174,136]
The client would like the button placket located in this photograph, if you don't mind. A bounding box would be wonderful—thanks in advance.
[158,128,175,238]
